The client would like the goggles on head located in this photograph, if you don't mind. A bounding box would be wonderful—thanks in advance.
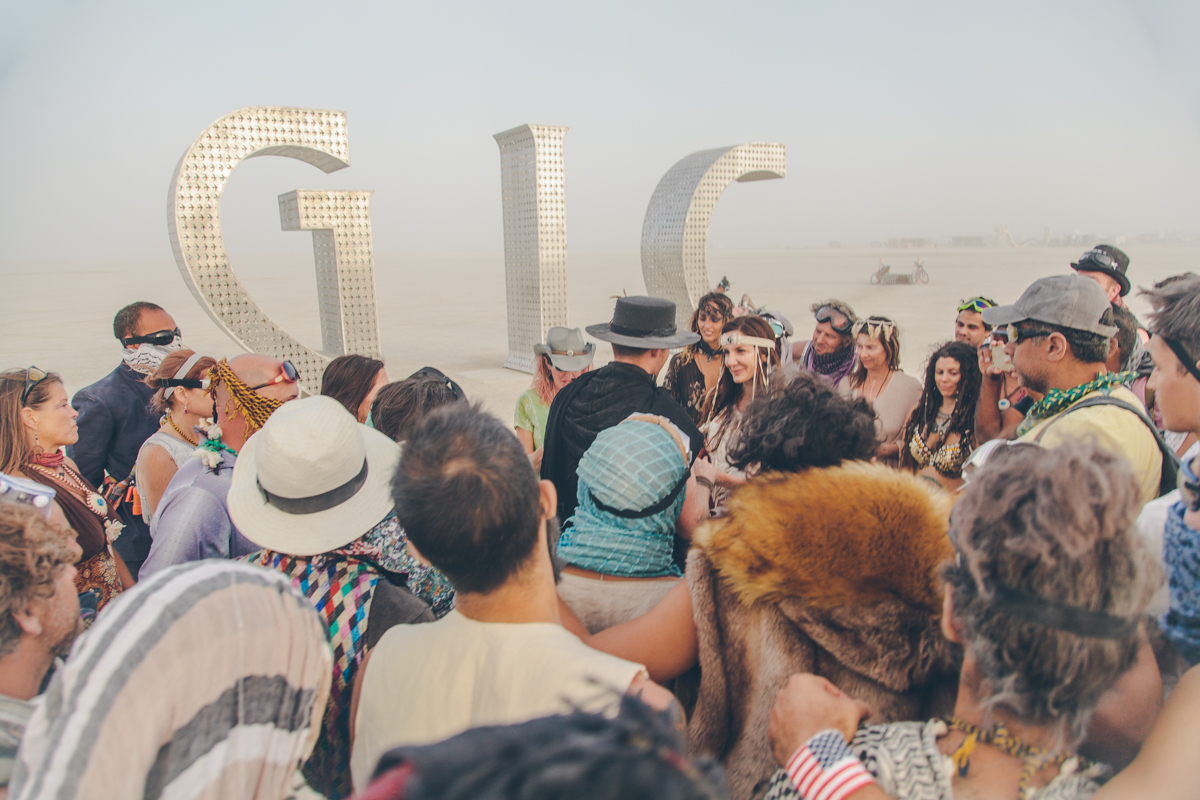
[121,328,181,347]
[720,332,776,351]
[20,366,49,407]
[248,360,299,391]
[957,297,996,314]
[814,305,853,334]
[1076,250,1120,272]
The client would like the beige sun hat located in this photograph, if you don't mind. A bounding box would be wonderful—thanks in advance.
[227,395,400,556]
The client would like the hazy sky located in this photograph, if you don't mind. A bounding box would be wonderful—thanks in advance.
[1,0,1198,269]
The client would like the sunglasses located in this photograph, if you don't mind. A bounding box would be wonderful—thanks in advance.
[814,305,852,334]
[121,328,181,347]
[21,366,50,406]
[248,360,299,390]
[1006,323,1055,344]
[957,298,995,314]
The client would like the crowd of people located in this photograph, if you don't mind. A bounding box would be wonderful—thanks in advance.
[0,243,1198,799]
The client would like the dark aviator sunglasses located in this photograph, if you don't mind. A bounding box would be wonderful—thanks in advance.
[120,328,181,347]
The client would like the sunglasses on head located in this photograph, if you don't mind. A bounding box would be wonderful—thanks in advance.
[121,328,181,347]
[20,366,49,407]
[248,360,299,391]
[814,305,852,334]
[957,298,996,314]
[1006,323,1055,344]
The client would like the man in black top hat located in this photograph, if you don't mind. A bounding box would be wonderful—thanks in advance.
[542,296,703,524]
[1072,244,1131,306]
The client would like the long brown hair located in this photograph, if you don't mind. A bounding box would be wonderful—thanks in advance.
[145,350,217,414]
[847,316,901,389]
[320,354,385,420]
[704,316,780,426]
[0,369,64,474]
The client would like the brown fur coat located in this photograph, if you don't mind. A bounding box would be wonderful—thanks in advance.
[677,462,961,800]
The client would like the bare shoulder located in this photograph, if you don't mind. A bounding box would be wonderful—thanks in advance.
[138,442,177,471]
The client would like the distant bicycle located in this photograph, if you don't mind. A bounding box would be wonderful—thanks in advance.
[871,258,929,285]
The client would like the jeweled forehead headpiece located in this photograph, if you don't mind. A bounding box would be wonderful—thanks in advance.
[720,332,776,351]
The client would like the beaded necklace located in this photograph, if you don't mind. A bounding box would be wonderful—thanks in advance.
[165,414,198,446]
[945,716,1090,800]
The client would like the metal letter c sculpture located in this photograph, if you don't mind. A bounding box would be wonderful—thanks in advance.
[168,107,381,392]
[641,143,786,329]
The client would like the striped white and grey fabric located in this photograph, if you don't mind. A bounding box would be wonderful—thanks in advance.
[11,560,333,800]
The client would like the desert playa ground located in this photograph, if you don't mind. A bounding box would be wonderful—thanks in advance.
[3,245,1197,420]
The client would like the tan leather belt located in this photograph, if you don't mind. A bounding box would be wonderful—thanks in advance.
[562,565,679,583]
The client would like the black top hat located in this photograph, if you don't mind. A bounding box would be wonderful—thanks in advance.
[1071,246,1130,297]
[586,296,700,349]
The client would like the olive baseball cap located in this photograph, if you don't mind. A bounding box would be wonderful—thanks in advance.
[982,275,1118,337]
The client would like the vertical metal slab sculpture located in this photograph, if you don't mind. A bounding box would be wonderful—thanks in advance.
[641,143,786,328]
[168,107,381,392]
[277,190,379,357]
[494,124,569,373]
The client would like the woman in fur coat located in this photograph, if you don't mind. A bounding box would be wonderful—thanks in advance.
[580,373,963,800]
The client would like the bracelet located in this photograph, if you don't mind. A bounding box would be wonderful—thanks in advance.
[785,729,875,800]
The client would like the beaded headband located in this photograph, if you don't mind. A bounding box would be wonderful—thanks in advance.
[720,332,775,350]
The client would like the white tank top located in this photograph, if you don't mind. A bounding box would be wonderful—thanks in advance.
[350,610,645,791]
[136,430,196,522]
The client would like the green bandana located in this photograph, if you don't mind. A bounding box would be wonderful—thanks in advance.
[1015,371,1137,438]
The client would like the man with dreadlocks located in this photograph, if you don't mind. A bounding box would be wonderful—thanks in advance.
[141,354,298,577]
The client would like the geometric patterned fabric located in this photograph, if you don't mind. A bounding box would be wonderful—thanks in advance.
[558,419,688,578]
[243,550,377,799]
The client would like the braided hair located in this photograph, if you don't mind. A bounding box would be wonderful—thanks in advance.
[900,340,981,470]
[208,359,285,434]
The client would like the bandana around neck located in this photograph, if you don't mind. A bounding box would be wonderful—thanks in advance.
[1015,371,1137,438]
[805,342,856,385]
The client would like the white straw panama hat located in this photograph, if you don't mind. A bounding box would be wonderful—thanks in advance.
[228,395,401,556]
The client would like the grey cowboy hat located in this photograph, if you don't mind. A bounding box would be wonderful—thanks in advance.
[533,327,596,372]
[585,296,700,349]
[982,274,1118,338]
[1071,246,1131,297]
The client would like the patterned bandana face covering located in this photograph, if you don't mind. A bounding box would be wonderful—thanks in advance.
[121,340,184,375]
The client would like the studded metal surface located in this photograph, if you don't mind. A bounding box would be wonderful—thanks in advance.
[167,107,381,392]
[493,124,569,373]
[641,143,786,328]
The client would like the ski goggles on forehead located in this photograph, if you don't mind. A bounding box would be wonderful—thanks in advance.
[957,298,995,314]
[813,305,852,333]
[1076,250,1119,271]
[121,328,181,347]
[248,360,299,390]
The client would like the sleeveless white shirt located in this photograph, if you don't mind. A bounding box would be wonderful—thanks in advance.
[136,430,196,522]
[350,610,645,790]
